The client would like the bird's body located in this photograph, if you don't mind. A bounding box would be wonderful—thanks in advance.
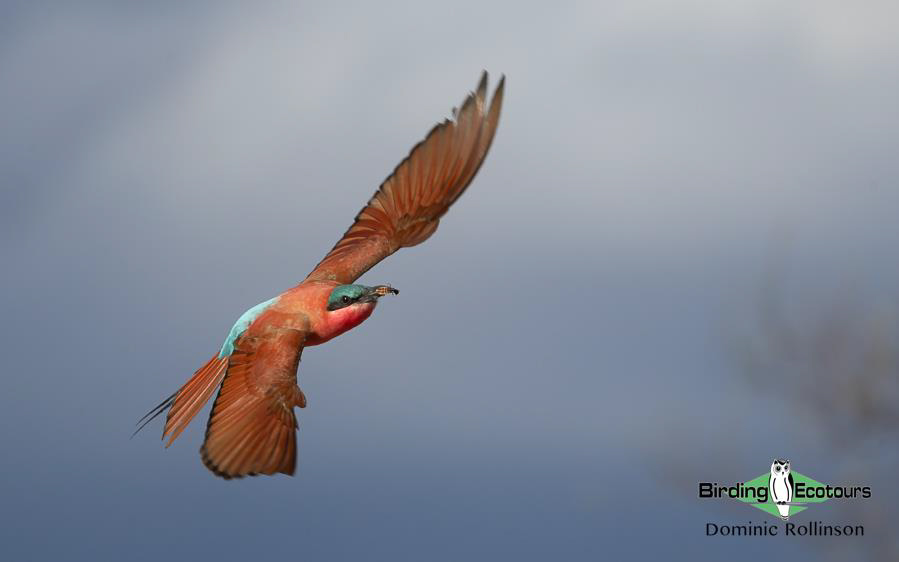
[242,281,378,349]
[137,72,504,479]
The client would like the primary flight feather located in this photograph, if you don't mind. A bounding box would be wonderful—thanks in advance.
[136,72,504,479]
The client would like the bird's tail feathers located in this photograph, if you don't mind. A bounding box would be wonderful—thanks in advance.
[163,354,229,447]
[133,354,229,446]
[132,392,176,439]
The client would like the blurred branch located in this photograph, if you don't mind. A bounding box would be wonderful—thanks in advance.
[733,250,899,561]
[736,255,899,444]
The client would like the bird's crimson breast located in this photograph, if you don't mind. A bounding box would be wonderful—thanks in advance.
[305,301,377,346]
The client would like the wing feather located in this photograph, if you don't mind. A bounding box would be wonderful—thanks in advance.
[306,72,504,284]
[200,314,308,479]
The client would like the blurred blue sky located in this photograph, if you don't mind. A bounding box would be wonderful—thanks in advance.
[2,1,898,560]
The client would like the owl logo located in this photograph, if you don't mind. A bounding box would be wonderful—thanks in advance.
[768,459,794,520]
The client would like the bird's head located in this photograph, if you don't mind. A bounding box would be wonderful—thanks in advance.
[317,284,399,342]
[326,284,399,311]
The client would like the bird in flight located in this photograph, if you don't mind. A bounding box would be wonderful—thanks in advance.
[136,72,504,479]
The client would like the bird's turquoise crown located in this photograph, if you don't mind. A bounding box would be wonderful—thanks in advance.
[327,284,399,310]
[327,284,370,310]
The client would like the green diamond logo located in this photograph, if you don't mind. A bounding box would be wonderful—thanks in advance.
[735,467,831,520]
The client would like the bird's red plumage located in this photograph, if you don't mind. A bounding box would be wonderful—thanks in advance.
[144,72,504,478]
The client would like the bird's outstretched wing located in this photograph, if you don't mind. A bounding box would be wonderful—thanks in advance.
[305,71,504,284]
[200,316,308,479]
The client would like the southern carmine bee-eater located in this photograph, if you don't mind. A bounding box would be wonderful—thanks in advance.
[136,72,504,479]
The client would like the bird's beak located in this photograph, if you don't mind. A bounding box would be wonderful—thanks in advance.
[360,285,399,303]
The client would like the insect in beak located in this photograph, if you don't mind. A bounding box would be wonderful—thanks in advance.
[359,285,399,303]
[373,285,399,297]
